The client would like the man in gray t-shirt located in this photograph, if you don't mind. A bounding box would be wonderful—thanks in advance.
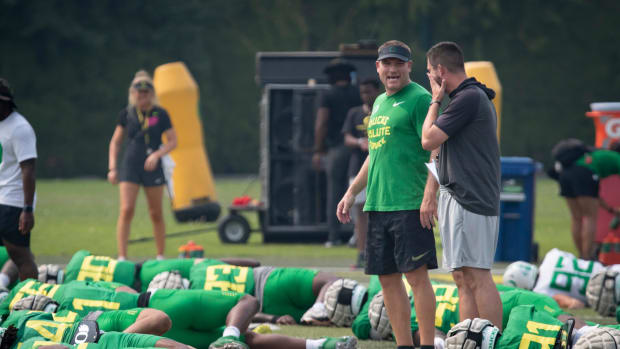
[420,42,503,330]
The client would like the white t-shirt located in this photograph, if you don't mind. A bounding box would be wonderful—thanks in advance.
[0,111,37,208]
[533,248,604,303]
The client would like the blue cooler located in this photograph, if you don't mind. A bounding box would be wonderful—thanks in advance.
[495,157,537,262]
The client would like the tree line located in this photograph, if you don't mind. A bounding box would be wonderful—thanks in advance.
[1,0,618,177]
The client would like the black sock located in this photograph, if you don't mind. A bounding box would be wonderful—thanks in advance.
[397,346,415,349]
[420,346,435,349]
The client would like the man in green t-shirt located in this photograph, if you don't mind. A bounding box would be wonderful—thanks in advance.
[549,140,620,259]
[337,40,438,349]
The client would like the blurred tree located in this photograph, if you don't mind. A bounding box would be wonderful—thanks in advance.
[0,0,618,176]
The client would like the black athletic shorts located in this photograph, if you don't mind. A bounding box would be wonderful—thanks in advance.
[0,204,31,247]
[119,159,166,187]
[559,165,599,198]
[365,210,438,275]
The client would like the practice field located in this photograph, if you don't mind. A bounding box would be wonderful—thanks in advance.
[31,176,611,348]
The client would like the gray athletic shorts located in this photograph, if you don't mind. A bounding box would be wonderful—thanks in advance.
[438,188,499,271]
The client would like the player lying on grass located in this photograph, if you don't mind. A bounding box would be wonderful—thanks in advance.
[1,304,191,348]
[352,274,568,344]
[0,279,358,349]
[502,248,620,309]
[183,260,364,326]
[37,250,260,291]
[445,304,620,349]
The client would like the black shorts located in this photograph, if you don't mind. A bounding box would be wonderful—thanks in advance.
[119,160,166,187]
[365,210,438,275]
[0,204,31,247]
[559,165,599,198]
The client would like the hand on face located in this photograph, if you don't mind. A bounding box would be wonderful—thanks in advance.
[427,72,446,101]
[426,61,446,101]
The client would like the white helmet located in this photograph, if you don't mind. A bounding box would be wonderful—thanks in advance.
[38,264,64,284]
[503,261,538,290]
[368,291,392,340]
[446,318,500,349]
[324,278,368,327]
[148,271,190,291]
[586,269,620,316]
[574,327,620,349]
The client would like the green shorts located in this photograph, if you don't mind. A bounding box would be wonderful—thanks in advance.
[261,268,318,322]
[148,289,245,348]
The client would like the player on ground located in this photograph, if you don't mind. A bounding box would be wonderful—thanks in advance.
[1,307,190,348]
[0,279,357,349]
[503,248,612,308]
[37,250,259,291]
[188,260,346,325]
[445,304,616,349]
[353,277,565,343]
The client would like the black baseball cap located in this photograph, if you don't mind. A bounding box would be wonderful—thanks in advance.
[377,45,411,62]
[0,79,17,109]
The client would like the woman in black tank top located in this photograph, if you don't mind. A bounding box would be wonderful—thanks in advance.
[107,70,177,261]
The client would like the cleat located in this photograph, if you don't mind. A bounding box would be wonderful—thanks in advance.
[320,336,358,349]
[208,336,249,349]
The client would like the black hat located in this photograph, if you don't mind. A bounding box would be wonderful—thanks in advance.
[323,58,356,75]
[0,79,17,109]
[377,44,411,62]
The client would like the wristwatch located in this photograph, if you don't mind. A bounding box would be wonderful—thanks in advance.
[430,100,441,106]
[23,205,33,213]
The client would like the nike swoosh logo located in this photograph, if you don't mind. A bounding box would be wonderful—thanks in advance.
[411,250,430,262]
[393,101,405,107]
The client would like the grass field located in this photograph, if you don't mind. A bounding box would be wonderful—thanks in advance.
[31,176,606,348]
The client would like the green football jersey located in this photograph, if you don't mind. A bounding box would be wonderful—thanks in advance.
[499,305,562,349]
[2,308,144,347]
[52,281,139,317]
[64,250,137,288]
[0,279,140,317]
[364,82,432,211]
[500,289,565,330]
[410,283,460,334]
[189,259,255,294]
[0,279,64,317]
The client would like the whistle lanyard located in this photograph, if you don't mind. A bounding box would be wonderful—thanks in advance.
[135,107,150,146]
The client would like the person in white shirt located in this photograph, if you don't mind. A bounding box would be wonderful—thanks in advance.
[0,78,37,281]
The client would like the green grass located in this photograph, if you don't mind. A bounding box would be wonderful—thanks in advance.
[30,176,596,348]
[34,176,574,263]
